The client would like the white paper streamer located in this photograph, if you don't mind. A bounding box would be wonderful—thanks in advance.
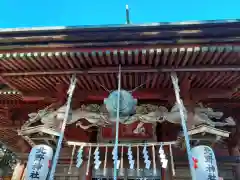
[112,146,120,169]
[159,145,168,169]
[127,145,135,169]
[76,146,84,168]
[116,160,120,169]
[93,146,101,169]
[142,144,151,169]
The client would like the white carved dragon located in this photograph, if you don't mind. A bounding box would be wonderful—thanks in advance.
[20,102,236,136]
[30,103,235,127]
[19,102,236,147]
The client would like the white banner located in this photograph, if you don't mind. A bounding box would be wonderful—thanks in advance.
[191,145,219,180]
[26,145,53,180]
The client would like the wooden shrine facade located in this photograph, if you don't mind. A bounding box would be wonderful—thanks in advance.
[0,20,239,179]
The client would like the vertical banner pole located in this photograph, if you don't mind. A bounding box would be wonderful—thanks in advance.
[170,72,195,180]
[126,5,130,24]
[48,74,77,180]
[113,65,121,180]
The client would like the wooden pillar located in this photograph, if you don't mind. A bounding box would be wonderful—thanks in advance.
[159,121,179,180]
[11,162,25,180]
[163,145,175,180]
[228,144,240,180]
[168,151,174,180]
[55,83,68,104]
[161,168,166,180]
[228,123,240,180]
[16,139,30,153]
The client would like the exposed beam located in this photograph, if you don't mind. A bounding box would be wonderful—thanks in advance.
[208,103,240,108]
[55,83,68,103]
[0,88,238,107]
[0,100,51,108]
[0,42,239,54]
[180,74,193,104]
[0,125,20,130]
[2,99,240,108]
[0,76,21,92]
[22,88,233,102]
[1,66,240,77]
[206,99,240,104]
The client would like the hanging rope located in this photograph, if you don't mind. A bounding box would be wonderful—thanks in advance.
[170,72,195,180]
[120,145,124,170]
[68,145,76,174]
[67,141,176,147]
[103,146,108,176]
[86,146,92,176]
[152,145,156,175]
[169,144,176,176]
[48,74,77,180]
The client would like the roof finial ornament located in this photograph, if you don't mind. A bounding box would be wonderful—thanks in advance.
[126,4,130,24]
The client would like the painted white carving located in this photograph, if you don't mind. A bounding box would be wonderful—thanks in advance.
[19,102,236,146]
[26,103,235,130]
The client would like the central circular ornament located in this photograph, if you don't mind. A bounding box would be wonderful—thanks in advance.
[104,90,137,121]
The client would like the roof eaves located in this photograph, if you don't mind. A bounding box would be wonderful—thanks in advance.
[0,19,240,34]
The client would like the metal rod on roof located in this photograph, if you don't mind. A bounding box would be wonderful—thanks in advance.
[1,66,240,77]
[126,5,130,24]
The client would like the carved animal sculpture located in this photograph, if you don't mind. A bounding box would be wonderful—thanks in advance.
[23,103,236,131]
[158,103,236,127]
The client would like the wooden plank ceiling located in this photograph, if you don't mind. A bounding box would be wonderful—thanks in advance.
[0,46,239,102]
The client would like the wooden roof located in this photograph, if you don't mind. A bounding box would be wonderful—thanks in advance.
[0,46,239,104]
[0,19,240,50]
[0,20,239,153]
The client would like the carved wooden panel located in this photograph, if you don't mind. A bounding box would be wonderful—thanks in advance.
[100,122,155,141]
[65,124,90,141]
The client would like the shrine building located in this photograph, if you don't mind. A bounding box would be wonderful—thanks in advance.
[0,20,239,180]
